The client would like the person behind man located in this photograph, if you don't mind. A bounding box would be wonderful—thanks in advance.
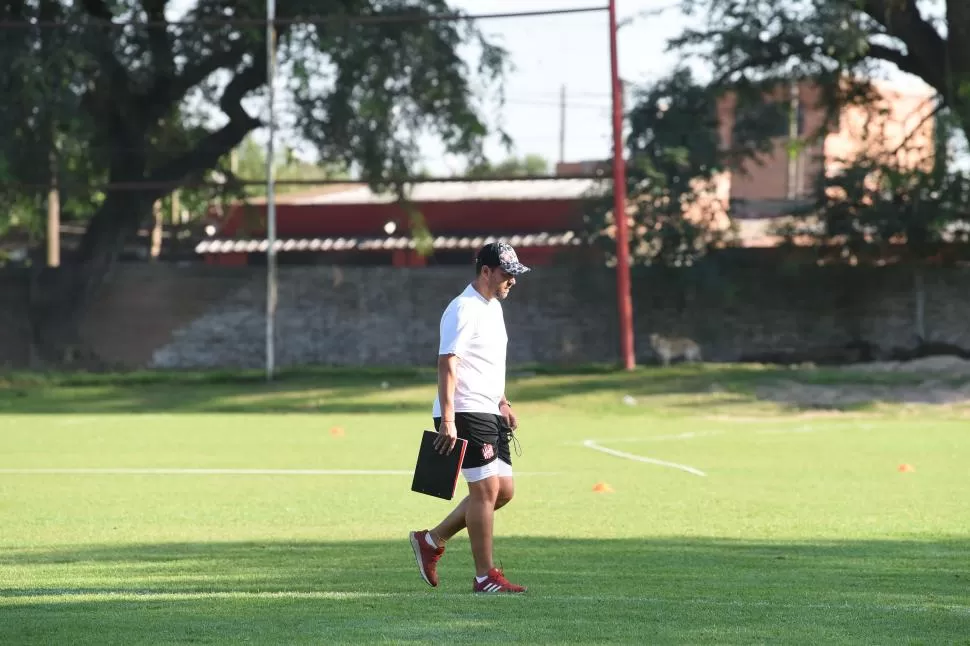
[409,241,529,594]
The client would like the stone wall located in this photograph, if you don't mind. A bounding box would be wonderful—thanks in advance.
[149,261,970,368]
[150,265,621,368]
[3,260,970,370]
[0,271,31,368]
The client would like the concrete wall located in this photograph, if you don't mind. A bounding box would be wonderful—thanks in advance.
[3,261,969,370]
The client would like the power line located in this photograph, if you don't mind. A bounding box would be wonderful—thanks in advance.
[264,97,611,111]
[7,173,610,193]
[0,6,608,29]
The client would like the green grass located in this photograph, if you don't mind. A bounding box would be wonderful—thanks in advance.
[1,365,968,644]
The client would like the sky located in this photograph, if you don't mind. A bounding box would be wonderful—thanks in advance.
[412,0,700,174]
[167,0,933,177]
[169,0,704,176]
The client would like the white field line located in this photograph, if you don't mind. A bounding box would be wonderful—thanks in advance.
[581,440,707,477]
[0,468,559,476]
[580,420,882,476]
[2,589,967,615]
[580,431,724,444]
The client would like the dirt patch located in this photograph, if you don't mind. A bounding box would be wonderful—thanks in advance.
[839,355,970,377]
[757,380,970,408]
[757,356,970,408]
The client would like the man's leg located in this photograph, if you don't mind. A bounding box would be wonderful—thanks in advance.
[429,468,514,545]
[468,419,525,592]
[428,497,468,545]
[465,475,500,576]
[468,469,525,593]
[410,413,496,586]
[496,474,515,510]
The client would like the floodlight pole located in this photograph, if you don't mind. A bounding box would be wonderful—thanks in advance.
[609,0,635,370]
[265,0,278,381]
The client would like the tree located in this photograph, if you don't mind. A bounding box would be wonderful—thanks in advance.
[673,1,964,141]
[584,67,780,266]
[2,0,509,362]
[466,153,549,177]
[773,104,970,263]
[667,0,970,263]
[0,1,102,244]
[229,135,349,197]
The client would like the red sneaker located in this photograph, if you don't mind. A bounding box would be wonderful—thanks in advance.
[473,567,527,594]
[409,530,444,587]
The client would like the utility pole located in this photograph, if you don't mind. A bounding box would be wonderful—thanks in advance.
[150,199,163,260]
[47,144,60,267]
[265,0,279,381]
[788,79,800,200]
[559,84,567,164]
[171,190,181,225]
[609,0,636,370]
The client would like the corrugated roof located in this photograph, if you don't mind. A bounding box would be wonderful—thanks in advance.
[276,179,606,205]
[195,231,583,254]
[239,183,362,205]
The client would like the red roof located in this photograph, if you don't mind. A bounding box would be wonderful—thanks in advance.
[218,179,605,240]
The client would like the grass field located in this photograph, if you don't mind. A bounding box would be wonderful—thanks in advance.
[1,364,968,644]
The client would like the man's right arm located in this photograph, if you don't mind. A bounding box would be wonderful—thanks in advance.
[434,353,459,455]
[435,302,472,455]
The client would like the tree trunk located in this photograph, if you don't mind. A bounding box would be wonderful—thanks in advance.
[913,265,926,345]
[28,188,154,366]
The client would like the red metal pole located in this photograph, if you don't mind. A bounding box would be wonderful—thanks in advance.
[609,0,636,370]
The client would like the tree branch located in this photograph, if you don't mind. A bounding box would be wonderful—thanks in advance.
[144,0,174,98]
[79,0,135,127]
[168,46,248,104]
[148,63,264,186]
[865,43,927,80]
[859,0,948,93]
[891,96,945,157]
[81,0,129,94]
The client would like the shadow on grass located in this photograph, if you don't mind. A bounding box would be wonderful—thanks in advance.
[1,537,967,644]
[0,368,437,415]
[1,364,968,415]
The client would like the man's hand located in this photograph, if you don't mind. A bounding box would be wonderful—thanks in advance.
[434,420,458,455]
[500,402,517,431]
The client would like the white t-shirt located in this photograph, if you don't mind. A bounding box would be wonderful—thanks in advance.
[432,283,508,417]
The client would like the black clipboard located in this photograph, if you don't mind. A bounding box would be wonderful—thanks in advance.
[411,430,468,500]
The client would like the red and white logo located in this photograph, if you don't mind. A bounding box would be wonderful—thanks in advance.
[482,444,494,460]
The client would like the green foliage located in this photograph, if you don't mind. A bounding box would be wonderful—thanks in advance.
[672,1,969,145]
[584,68,769,267]
[229,136,349,198]
[466,153,550,177]
[621,0,970,265]
[285,0,509,189]
[1,0,509,262]
[0,1,97,235]
[774,105,970,264]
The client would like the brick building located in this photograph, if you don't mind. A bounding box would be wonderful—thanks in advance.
[716,77,937,244]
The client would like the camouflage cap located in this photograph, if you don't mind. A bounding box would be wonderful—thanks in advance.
[476,241,531,276]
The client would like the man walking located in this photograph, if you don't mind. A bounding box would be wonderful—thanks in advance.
[409,241,529,594]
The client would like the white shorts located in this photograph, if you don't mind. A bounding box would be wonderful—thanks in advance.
[462,459,513,483]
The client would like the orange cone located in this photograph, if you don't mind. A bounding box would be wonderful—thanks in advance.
[592,482,614,493]
[330,426,345,437]
[898,463,915,473]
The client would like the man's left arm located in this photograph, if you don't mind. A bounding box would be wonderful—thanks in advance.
[499,395,517,430]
